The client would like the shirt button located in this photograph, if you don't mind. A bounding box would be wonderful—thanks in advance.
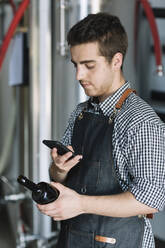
[81,187,86,194]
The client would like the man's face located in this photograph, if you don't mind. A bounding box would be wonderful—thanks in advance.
[70,42,122,102]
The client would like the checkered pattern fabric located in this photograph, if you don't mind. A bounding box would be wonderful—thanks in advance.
[61,82,165,248]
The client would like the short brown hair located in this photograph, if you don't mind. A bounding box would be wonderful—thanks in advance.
[67,12,128,63]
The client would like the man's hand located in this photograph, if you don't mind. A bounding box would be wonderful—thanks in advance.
[37,182,158,221]
[37,182,84,221]
[50,146,82,182]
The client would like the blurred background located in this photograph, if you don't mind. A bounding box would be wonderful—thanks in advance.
[0,0,165,247]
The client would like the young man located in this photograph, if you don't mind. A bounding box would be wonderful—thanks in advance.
[37,13,165,247]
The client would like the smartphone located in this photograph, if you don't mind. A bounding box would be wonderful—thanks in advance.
[42,140,76,159]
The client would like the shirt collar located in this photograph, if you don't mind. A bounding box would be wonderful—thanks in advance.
[89,81,131,116]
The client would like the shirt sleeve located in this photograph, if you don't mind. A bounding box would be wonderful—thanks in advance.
[125,122,165,211]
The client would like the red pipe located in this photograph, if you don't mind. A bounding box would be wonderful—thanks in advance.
[0,0,30,71]
[139,0,163,75]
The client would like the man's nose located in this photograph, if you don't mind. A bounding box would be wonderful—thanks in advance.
[76,66,85,81]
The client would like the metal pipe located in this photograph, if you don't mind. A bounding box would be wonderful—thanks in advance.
[29,0,40,237]
[59,0,69,56]
[2,192,28,202]
[29,0,53,239]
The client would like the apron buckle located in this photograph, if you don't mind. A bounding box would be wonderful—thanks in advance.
[78,112,83,120]
[109,107,117,124]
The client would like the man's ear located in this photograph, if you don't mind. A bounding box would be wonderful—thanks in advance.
[112,52,123,70]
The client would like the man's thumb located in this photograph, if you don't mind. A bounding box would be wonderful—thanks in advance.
[50,182,65,193]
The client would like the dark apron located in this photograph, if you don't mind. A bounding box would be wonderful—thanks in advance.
[56,90,144,248]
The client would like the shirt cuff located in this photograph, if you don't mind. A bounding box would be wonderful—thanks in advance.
[129,178,165,211]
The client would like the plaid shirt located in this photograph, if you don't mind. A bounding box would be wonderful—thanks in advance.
[61,82,165,248]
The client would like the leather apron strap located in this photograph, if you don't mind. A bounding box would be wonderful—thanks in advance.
[115,88,136,110]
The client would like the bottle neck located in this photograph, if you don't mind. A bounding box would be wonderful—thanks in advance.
[17,175,39,192]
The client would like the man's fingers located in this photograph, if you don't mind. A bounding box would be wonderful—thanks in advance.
[51,147,58,158]
[50,145,82,173]
[37,206,58,217]
[55,152,73,164]
[67,145,74,152]
[65,155,82,169]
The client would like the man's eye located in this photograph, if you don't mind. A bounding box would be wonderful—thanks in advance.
[86,64,95,69]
